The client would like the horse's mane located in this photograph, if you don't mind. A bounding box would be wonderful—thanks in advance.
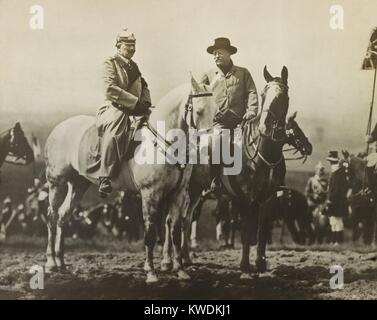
[348,155,366,185]
[149,84,191,124]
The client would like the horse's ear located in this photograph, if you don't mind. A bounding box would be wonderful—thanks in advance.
[281,66,288,84]
[263,66,273,82]
[14,122,22,134]
[190,73,201,94]
[342,149,350,159]
[287,111,297,122]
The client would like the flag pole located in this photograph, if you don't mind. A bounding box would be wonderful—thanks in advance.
[366,67,377,151]
[364,67,377,190]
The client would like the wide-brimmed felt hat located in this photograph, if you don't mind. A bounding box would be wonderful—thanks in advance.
[326,150,339,162]
[207,37,237,55]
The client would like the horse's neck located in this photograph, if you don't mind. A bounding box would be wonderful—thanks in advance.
[149,85,189,133]
[258,137,284,161]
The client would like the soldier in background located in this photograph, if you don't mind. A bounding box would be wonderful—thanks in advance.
[305,161,328,216]
[325,151,352,245]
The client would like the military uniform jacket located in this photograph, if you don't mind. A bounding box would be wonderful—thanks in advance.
[305,175,328,205]
[328,167,351,217]
[97,54,151,129]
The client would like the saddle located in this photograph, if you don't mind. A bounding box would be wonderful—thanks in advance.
[78,118,145,179]
[218,120,259,199]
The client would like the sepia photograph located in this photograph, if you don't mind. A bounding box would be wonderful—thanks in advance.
[0,0,377,302]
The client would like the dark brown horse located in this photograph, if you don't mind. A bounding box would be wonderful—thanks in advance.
[168,66,312,279]
[0,122,34,169]
[235,66,306,275]
[344,154,377,244]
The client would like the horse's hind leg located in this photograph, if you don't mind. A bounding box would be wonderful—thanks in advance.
[45,175,68,273]
[181,192,202,266]
[55,175,90,269]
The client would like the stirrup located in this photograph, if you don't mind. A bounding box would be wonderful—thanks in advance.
[99,177,112,196]
[210,177,222,193]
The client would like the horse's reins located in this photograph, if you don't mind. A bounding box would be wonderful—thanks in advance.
[144,92,213,170]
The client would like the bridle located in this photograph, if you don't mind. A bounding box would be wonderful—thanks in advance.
[242,80,289,168]
[183,92,213,129]
[283,122,310,163]
[259,81,289,143]
[145,91,213,170]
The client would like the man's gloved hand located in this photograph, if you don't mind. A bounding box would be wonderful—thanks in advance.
[213,111,224,123]
[243,110,257,121]
[132,100,151,116]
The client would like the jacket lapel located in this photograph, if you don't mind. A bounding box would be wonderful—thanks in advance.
[114,55,129,88]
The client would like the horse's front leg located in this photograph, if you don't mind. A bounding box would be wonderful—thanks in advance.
[256,202,272,273]
[46,207,58,273]
[161,214,173,271]
[239,209,251,278]
[55,177,90,270]
[141,190,160,283]
[45,176,68,273]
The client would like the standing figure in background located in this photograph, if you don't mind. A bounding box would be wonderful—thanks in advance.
[305,161,328,215]
[325,151,351,245]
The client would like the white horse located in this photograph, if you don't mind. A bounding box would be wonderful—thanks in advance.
[43,76,216,283]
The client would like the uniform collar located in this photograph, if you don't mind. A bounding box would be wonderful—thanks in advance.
[115,53,131,67]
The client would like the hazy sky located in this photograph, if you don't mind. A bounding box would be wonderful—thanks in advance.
[0,0,376,168]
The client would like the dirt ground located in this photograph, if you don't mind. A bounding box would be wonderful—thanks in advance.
[0,236,377,300]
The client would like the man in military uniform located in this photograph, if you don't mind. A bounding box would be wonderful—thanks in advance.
[305,161,328,216]
[96,29,152,197]
[200,37,259,190]
[325,151,351,245]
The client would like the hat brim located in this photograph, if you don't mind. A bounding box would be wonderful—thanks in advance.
[326,157,339,162]
[207,45,237,55]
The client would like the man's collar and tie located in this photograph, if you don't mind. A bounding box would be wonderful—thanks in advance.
[216,60,235,77]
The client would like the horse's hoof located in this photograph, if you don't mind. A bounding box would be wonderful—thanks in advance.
[58,265,69,273]
[45,264,58,273]
[146,272,159,284]
[160,261,173,272]
[182,255,193,267]
[182,259,193,267]
[177,270,191,280]
[240,273,253,280]
[191,240,199,249]
[256,257,267,273]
